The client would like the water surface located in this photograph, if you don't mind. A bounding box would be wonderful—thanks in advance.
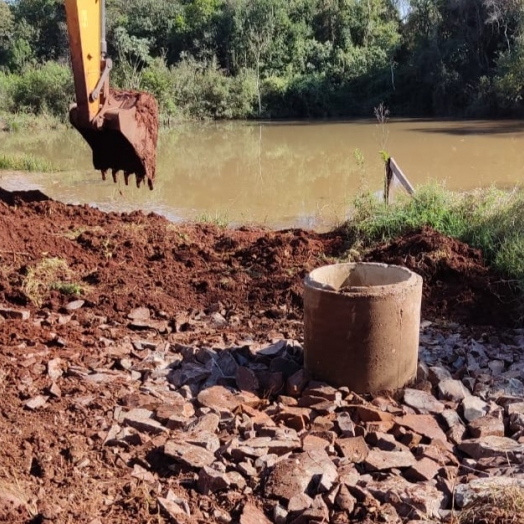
[1,119,523,229]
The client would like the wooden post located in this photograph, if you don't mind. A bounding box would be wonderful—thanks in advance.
[385,157,415,205]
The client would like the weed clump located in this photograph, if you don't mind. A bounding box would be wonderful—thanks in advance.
[457,486,524,524]
[346,184,524,294]
[22,257,87,307]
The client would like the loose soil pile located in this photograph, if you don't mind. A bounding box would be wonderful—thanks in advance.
[365,226,518,326]
[0,188,519,523]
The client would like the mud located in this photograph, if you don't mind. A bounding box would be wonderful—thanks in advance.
[70,89,159,189]
[0,189,520,523]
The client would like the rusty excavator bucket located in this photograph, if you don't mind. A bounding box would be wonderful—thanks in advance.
[69,89,159,189]
[65,0,159,189]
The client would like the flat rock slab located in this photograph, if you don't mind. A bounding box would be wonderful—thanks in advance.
[394,414,448,442]
[365,476,446,518]
[462,396,489,422]
[336,437,369,463]
[197,385,241,412]
[468,416,505,438]
[123,408,167,435]
[438,379,471,401]
[240,503,272,524]
[364,448,416,471]
[164,440,216,469]
[459,436,524,460]
[0,307,30,320]
[265,450,337,500]
[403,388,445,414]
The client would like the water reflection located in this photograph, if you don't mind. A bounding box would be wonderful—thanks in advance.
[1,119,524,230]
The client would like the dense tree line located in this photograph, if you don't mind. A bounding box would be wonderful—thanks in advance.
[1,0,524,119]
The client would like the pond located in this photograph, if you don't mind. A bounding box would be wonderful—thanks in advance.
[1,119,524,230]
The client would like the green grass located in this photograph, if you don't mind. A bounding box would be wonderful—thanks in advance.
[346,183,524,291]
[0,111,65,133]
[194,211,230,228]
[0,153,56,172]
[22,257,87,307]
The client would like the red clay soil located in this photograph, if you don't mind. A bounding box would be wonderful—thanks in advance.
[365,226,518,327]
[0,188,518,523]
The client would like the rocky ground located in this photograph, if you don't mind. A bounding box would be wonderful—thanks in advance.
[0,187,523,524]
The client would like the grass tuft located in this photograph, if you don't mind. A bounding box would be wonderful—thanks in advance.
[0,153,55,172]
[346,183,524,292]
[22,257,87,307]
[457,485,524,524]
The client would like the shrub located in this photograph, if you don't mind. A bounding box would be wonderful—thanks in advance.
[10,62,74,118]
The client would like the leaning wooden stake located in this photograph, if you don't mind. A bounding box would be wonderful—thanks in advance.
[384,157,415,205]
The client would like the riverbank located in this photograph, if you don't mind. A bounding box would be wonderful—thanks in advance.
[0,186,523,523]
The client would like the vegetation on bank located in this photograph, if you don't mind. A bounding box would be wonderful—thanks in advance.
[0,152,55,171]
[2,0,524,121]
[346,183,524,292]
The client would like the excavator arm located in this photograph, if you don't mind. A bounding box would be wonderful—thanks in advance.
[64,0,159,189]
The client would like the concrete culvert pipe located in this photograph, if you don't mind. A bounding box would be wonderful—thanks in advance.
[304,263,423,393]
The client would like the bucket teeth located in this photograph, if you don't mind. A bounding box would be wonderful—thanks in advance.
[124,172,131,186]
[112,169,119,183]
[101,169,107,181]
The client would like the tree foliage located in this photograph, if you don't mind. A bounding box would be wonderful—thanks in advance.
[2,0,524,118]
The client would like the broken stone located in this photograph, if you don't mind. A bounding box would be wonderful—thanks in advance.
[131,464,156,484]
[238,461,257,478]
[335,484,356,513]
[185,431,220,453]
[356,406,394,423]
[438,379,471,401]
[403,388,445,414]
[394,414,448,442]
[459,436,524,461]
[302,434,330,452]
[240,503,272,524]
[25,395,49,410]
[236,366,259,393]
[336,437,369,463]
[157,495,190,520]
[65,299,85,311]
[273,504,288,524]
[265,450,337,500]
[123,409,167,435]
[48,382,61,398]
[47,358,63,380]
[288,493,313,513]
[462,396,489,422]
[164,440,216,469]
[128,307,150,320]
[428,366,452,385]
[364,449,416,471]
[286,369,309,397]
[404,457,440,482]
[227,471,247,490]
[336,412,356,437]
[468,415,505,438]
[365,475,445,518]
[338,465,360,487]
[197,385,241,413]
[440,409,464,430]
[0,306,30,320]
[198,466,231,494]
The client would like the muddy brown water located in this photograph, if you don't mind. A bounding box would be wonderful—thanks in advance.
[1,119,524,229]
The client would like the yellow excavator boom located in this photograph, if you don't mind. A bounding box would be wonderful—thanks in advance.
[64,0,102,126]
[64,0,159,189]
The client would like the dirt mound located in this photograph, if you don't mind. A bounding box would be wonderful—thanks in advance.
[365,226,518,326]
[0,190,520,523]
